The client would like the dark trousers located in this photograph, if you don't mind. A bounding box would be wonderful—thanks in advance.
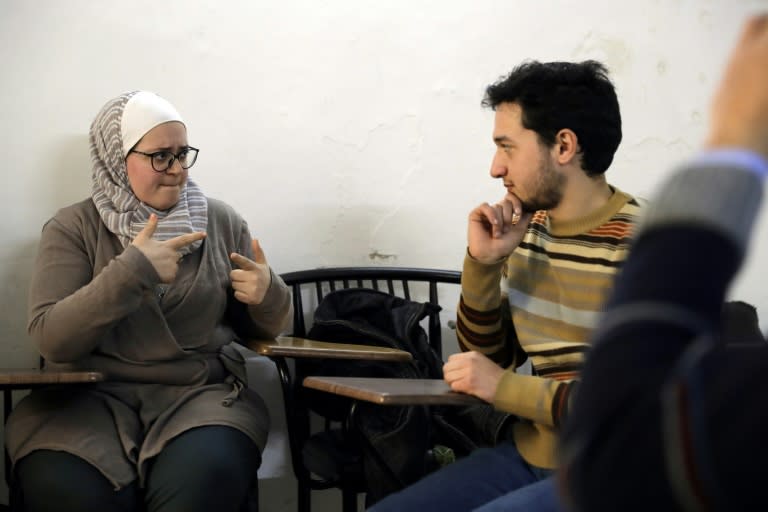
[14,425,260,512]
[368,441,554,512]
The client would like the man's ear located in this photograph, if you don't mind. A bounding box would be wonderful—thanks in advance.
[554,129,579,164]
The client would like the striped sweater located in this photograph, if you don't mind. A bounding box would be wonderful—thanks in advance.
[457,187,643,469]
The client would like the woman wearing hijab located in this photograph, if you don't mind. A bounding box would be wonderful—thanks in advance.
[6,91,292,511]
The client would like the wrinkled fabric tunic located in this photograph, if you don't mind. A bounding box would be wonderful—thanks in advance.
[7,197,292,489]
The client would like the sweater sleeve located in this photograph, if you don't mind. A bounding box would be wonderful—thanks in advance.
[456,250,521,368]
[493,371,576,428]
[227,219,292,340]
[28,215,160,363]
[246,268,292,338]
[458,249,569,424]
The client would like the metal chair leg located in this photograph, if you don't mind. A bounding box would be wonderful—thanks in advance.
[4,389,12,488]
[297,480,311,512]
[342,488,358,512]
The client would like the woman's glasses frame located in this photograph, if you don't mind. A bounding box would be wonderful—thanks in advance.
[129,147,200,172]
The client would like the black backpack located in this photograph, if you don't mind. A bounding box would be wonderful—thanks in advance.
[296,288,511,505]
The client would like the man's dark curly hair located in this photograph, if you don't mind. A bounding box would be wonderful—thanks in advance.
[483,60,622,176]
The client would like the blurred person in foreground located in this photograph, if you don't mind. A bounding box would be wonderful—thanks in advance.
[560,14,768,512]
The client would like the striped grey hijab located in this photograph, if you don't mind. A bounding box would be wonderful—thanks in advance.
[90,91,207,256]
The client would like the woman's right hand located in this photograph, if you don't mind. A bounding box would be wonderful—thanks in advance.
[131,214,207,283]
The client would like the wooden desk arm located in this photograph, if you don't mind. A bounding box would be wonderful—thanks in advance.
[302,376,482,406]
[243,336,413,361]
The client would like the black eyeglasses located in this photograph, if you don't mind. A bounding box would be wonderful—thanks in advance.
[129,146,200,172]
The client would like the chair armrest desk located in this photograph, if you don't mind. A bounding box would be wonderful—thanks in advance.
[0,368,105,503]
[246,336,413,362]
[302,376,482,406]
[1,369,105,423]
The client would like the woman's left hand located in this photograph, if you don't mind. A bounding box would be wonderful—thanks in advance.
[230,239,272,305]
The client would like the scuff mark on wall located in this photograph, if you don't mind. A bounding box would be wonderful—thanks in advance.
[690,110,702,123]
[368,250,398,262]
[571,31,633,76]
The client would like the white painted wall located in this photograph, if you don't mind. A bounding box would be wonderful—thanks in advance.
[2,0,767,508]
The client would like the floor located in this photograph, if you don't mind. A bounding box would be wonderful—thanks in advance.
[260,477,365,511]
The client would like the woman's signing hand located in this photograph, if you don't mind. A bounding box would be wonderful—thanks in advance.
[132,214,206,283]
[230,239,271,305]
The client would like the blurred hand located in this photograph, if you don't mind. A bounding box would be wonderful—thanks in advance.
[467,193,533,264]
[230,239,271,305]
[132,214,206,283]
[443,351,504,403]
[707,14,768,158]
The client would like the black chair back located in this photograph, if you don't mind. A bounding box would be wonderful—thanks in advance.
[281,267,460,358]
[276,266,461,512]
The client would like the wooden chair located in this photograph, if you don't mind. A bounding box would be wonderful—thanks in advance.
[261,267,461,512]
[0,369,105,510]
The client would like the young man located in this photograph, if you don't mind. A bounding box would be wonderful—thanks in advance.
[371,60,642,511]
[561,14,768,511]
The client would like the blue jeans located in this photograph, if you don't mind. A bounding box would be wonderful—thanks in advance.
[473,476,563,511]
[368,441,558,512]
